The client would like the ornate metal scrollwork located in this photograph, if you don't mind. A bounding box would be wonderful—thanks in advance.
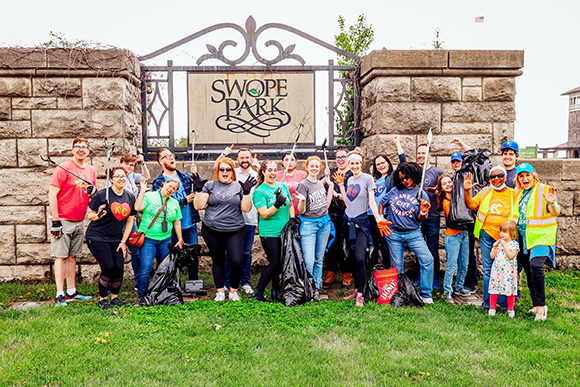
[196,16,305,66]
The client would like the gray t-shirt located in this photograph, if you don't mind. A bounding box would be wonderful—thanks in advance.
[202,180,245,232]
[296,179,328,219]
[344,173,376,218]
[423,166,444,220]
[235,167,258,226]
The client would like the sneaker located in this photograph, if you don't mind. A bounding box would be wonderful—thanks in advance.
[55,295,67,307]
[214,292,226,302]
[420,296,434,304]
[251,289,269,302]
[463,287,476,295]
[65,291,92,301]
[228,292,241,302]
[507,310,515,318]
[313,289,320,302]
[488,309,496,316]
[110,298,126,307]
[515,294,522,302]
[445,292,455,304]
[455,288,472,297]
[240,284,253,294]
[97,299,111,310]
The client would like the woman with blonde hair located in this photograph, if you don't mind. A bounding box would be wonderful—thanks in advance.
[514,163,560,321]
[295,156,334,300]
[335,148,391,307]
[193,157,256,302]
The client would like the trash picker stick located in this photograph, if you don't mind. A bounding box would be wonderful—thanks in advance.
[321,138,328,169]
[39,154,93,185]
[417,127,433,200]
[275,123,304,195]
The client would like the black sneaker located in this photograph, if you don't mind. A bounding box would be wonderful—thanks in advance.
[97,299,111,310]
[55,294,67,307]
[110,298,126,307]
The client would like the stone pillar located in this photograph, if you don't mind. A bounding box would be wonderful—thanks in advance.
[0,48,142,282]
[359,50,523,174]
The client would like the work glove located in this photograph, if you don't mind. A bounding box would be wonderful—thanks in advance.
[332,171,345,184]
[240,176,257,195]
[251,155,260,169]
[86,184,97,196]
[377,220,393,238]
[274,192,287,208]
[420,200,431,216]
[221,145,233,158]
[288,217,300,230]
[191,173,207,193]
[51,221,63,239]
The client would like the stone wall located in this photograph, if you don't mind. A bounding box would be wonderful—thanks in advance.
[0,48,142,282]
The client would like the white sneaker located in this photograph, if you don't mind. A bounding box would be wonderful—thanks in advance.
[241,284,253,294]
[228,292,241,302]
[214,292,226,302]
[445,292,455,304]
[488,309,496,316]
[421,296,434,304]
[507,310,515,318]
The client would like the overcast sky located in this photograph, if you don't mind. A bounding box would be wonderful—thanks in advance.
[2,0,578,149]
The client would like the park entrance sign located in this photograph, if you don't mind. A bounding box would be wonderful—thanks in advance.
[138,16,359,160]
[188,72,314,145]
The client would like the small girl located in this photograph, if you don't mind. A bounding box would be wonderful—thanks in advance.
[489,220,520,318]
[437,174,471,304]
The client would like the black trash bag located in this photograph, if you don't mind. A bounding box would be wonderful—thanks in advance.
[278,219,315,306]
[390,273,425,308]
[364,264,386,301]
[448,148,492,230]
[139,243,201,307]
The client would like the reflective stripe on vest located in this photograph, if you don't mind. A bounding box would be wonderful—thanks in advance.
[517,183,558,249]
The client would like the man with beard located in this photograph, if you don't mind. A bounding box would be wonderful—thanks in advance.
[322,147,354,289]
[152,148,201,280]
[416,143,444,289]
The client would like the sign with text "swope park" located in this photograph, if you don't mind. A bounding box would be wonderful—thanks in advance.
[187,72,314,145]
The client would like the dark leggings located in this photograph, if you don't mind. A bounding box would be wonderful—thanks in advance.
[518,234,549,306]
[87,239,124,298]
[346,228,368,293]
[325,213,352,273]
[257,237,281,292]
[202,224,245,289]
[368,215,390,269]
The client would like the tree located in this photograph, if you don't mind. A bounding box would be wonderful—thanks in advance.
[333,15,374,145]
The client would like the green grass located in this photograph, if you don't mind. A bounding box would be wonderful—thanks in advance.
[1,271,580,386]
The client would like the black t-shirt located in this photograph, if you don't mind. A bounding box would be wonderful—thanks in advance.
[86,188,137,242]
[324,167,353,217]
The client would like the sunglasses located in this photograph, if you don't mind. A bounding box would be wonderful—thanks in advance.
[400,175,412,182]
[489,173,506,180]
[219,167,233,172]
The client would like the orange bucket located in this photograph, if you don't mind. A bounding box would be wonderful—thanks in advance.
[374,267,398,304]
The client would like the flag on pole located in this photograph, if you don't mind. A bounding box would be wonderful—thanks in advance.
[475,16,484,23]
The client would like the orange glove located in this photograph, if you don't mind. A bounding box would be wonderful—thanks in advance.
[420,200,431,216]
[332,171,345,184]
[377,220,393,237]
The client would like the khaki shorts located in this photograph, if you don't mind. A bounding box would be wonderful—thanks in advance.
[50,219,85,258]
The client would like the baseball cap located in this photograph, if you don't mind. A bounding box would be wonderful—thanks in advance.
[450,152,463,162]
[501,141,519,153]
[516,163,535,175]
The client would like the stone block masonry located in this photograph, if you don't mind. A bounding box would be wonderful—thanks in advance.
[0,48,142,282]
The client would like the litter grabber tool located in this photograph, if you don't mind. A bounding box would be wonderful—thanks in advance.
[40,153,96,194]
[321,138,329,169]
[97,138,116,217]
[275,123,304,196]
[417,127,433,200]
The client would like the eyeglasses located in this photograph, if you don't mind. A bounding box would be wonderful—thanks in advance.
[489,173,506,180]
[111,175,126,179]
[219,167,233,172]
[400,175,412,182]
[73,145,89,150]
[160,154,174,161]
[336,156,347,160]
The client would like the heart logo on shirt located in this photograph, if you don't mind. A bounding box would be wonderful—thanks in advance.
[346,184,361,201]
[110,202,131,221]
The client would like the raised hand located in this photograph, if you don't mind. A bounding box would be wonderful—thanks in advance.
[332,171,345,184]
[251,154,260,169]
[240,176,257,195]
[464,173,476,191]
[420,199,431,215]
[294,192,306,202]
[191,173,207,193]
[221,144,234,158]
[139,179,148,191]
[393,135,400,142]
[190,163,198,175]
[544,187,558,205]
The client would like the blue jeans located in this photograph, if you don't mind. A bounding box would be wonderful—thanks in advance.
[443,231,469,294]
[387,228,434,299]
[128,222,140,281]
[137,236,171,298]
[300,220,331,289]
[421,218,441,282]
[480,230,507,309]
[225,225,256,287]
[172,225,199,280]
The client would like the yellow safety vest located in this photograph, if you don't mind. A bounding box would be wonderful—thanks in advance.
[473,186,516,239]
[514,183,558,249]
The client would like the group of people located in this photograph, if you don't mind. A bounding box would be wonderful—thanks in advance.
[48,136,560,319]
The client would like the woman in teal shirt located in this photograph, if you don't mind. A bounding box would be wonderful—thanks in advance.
[252,160,295,302]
